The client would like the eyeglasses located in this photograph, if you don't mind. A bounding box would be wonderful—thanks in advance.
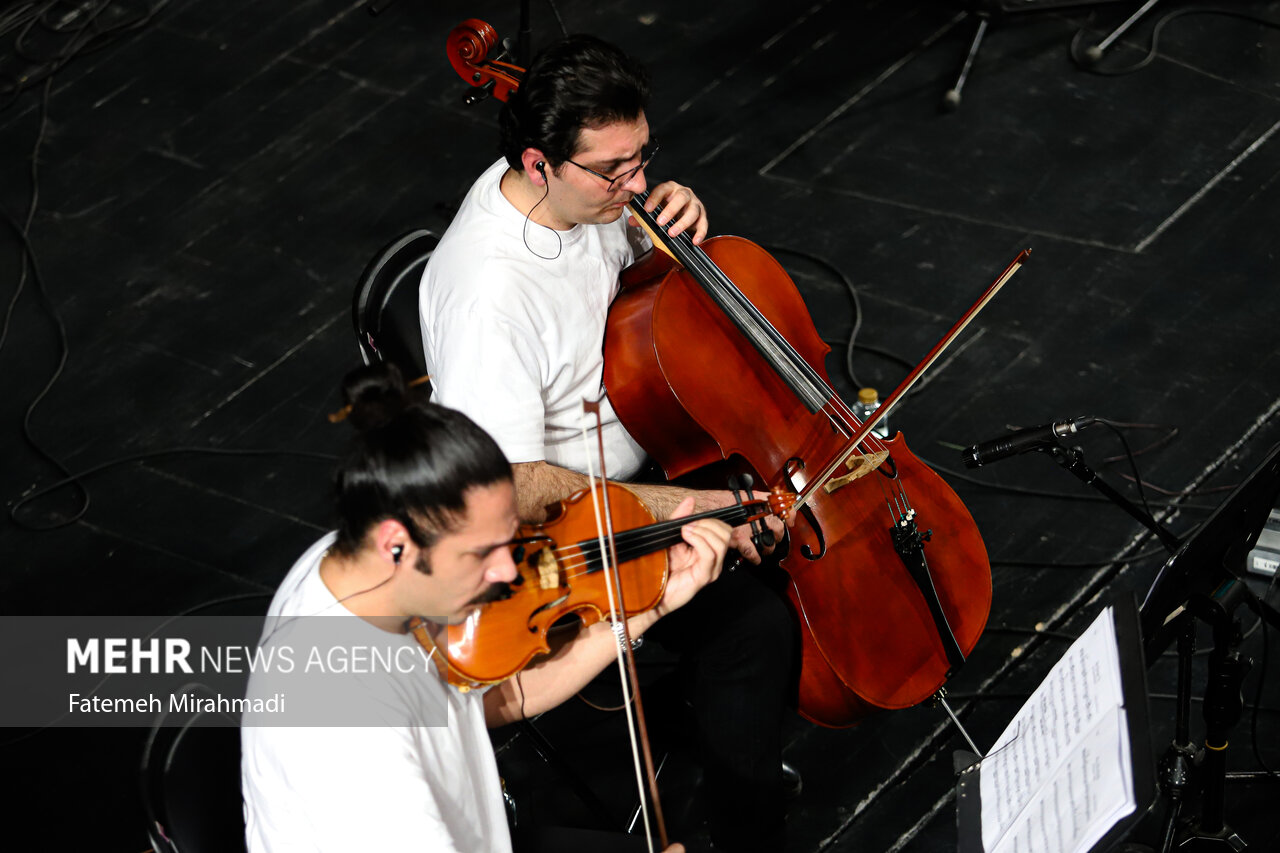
[564,141,659,192]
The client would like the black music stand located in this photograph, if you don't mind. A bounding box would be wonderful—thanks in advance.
[955,595,1156,853]
[1138,442,1280,852]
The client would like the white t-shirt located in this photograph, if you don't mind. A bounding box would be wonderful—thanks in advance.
[240,534,512,853]
[420,158,649,479]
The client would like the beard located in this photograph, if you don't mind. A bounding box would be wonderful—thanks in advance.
[414,550,512,612]
[467,581,513,607]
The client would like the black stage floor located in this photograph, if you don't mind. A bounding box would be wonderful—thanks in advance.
[3,1,1280,850]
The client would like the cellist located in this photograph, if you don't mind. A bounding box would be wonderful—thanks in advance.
[420,34,795,851]
[240,364,728,852]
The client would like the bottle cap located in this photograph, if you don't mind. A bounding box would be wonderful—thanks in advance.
[857,388,879,405]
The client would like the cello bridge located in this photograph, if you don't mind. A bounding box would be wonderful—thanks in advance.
[822,450,890,494]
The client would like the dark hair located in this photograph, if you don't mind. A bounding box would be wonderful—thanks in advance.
[499,34,651,170]
[330,364,512,560]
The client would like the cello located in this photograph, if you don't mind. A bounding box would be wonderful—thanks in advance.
[609,216,1019,727]
[445,19,1019,729]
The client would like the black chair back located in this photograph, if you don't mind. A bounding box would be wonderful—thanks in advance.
[141,708,246,853]
[351,229,438,380]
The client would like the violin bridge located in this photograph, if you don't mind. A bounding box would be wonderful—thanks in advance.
[822,450,890,494]
[535,547,560,590]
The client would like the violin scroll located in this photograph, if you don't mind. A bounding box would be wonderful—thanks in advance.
[768,487,798,523]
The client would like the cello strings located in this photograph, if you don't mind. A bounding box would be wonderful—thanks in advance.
[876,470,908,525]
[650,200,892,458]
[667,226,828,412]
[677,235,826,401]
[640,195,861,442]
[636,190,830,414]
[672,229,875,441]
[673,242,901,502]
[644,198,880,444]
[634,193,904,513]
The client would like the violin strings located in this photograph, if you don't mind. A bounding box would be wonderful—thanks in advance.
[483,502,767,610]
[518,503,758,582]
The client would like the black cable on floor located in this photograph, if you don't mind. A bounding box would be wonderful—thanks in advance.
[923,455,1220,512]
[763,243,917,393]
[0,1,334,538]
[10,446,340,530]
[1,0,167,109]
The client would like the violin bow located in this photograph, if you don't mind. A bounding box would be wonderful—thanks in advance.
[579,398,668,852]
[793,249,1031,513]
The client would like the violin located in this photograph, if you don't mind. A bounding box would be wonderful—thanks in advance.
[409,480,790,690]
[443,18,1018,730]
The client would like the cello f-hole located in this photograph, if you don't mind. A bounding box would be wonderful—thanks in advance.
[783,456,828,560]
[798,503,827,560]
[877,453,899,480]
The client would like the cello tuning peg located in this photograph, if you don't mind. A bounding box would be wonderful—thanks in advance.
[463,79,495,106]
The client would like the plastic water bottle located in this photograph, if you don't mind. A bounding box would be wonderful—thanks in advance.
[853,387,888,439]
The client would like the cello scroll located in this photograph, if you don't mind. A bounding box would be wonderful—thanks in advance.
[446,19,522,105]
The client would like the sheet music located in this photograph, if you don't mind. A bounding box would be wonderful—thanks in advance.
[979,607,1134,853]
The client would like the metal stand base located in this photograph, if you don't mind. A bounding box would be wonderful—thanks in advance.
[943,1,1168,110]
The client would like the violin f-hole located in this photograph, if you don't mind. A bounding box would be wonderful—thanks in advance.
[527,592,572,633]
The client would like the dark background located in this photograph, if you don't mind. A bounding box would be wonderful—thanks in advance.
[2,0,1279,850]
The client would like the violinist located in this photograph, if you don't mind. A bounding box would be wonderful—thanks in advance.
[420,34,795,851]
[240,364,727,852]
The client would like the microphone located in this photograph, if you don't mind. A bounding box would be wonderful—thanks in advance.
[962,417,1097,468]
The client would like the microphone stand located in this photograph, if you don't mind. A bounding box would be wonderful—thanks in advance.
[1023,439,1280,850]
[1039,441,1182,554]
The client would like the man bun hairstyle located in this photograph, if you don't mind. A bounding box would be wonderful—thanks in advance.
[499,34,651,170]
[331,363,512,559]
